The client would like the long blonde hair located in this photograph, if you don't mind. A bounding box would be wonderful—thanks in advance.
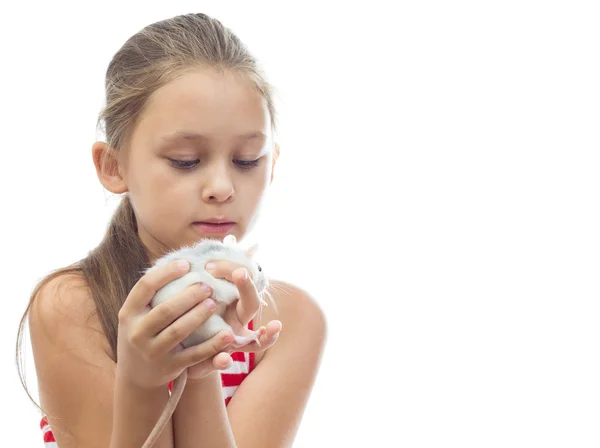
[16,12,277,412]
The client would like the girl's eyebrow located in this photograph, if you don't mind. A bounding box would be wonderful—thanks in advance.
[159,131,266,144]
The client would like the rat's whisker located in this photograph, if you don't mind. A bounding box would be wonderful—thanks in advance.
[256,302,264,323]
[270,283,292,296]
[262,289,274,307]
[262,289,279,314]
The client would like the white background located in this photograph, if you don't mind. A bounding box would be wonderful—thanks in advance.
[1,0,599,446]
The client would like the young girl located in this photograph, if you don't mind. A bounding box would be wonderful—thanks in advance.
[16,12,326,448]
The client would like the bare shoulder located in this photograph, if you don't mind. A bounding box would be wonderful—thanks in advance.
[264,279,328,377]
[228,279,327,447]
[28,272,116,447]
[268,279,327,335]
[254,279,327,365]
[30,272,108,352]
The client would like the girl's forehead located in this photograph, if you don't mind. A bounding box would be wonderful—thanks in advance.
[149,70,267,118]
[133,70,271,144]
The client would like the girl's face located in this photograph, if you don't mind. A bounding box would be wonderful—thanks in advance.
[119,68,275,260]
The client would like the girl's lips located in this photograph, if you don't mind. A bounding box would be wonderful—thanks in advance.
[193,222,235,235]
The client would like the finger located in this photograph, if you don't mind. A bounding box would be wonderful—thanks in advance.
[205,260,253,282]
[184,352,233,379]
[213,352,233,370]
[120,260,190,318]
[143,283,213,336]
[233,268,260,325]
[151,297,217,355]
[173,330,234,371]
[230,320,282,353]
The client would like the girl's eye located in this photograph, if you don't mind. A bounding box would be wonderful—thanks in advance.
[234,159,260,169]
[169,158,260,170]
[169,159,200,169]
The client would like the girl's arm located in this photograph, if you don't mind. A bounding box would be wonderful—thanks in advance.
[173,280,327,448]
[29,274,175,448]
[172,371,236,447]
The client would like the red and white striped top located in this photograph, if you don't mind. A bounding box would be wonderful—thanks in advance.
[40,322,256,446]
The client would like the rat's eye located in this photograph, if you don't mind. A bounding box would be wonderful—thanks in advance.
[257,264,262,272]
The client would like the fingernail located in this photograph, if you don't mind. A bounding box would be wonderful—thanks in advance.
[222,333,234,345]
[204,299,215,310]
[178,260,189,270]
[242,269,248,280]
[200,284,211,294]
[205,262,216,272]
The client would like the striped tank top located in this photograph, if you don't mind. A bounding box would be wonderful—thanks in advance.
[40,322,256,446]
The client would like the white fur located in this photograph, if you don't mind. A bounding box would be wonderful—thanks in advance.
[140,236,268,448]
[146,236,268,348]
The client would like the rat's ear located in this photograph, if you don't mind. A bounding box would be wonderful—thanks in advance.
[92,141,128,194]
[223,235,237,247]
[245,243,259,259]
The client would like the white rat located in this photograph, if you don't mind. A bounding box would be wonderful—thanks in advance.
[141,235,270,448]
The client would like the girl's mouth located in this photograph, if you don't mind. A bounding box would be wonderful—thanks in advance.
[193,222,235,235]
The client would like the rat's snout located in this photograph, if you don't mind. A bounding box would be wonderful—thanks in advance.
[256,273,269,295]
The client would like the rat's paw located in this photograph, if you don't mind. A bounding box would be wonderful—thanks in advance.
[231,334,255,348]
[230,327,263,348]
[224,321,281,353]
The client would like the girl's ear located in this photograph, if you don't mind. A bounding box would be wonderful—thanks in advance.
[245,243,259,259]
[270,142,280,184]
[92,141,128,194]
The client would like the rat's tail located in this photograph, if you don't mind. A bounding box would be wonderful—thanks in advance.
[141,370,187,448]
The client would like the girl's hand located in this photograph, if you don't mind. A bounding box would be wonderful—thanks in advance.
[204,261,282,353]
[115,260,234,389]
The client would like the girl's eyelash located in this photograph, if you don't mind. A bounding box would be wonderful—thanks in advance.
[234,159,261,169]
[169,159,200,169]
[168,158,261,170]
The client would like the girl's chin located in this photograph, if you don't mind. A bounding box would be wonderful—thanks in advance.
[188,225,245,243]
